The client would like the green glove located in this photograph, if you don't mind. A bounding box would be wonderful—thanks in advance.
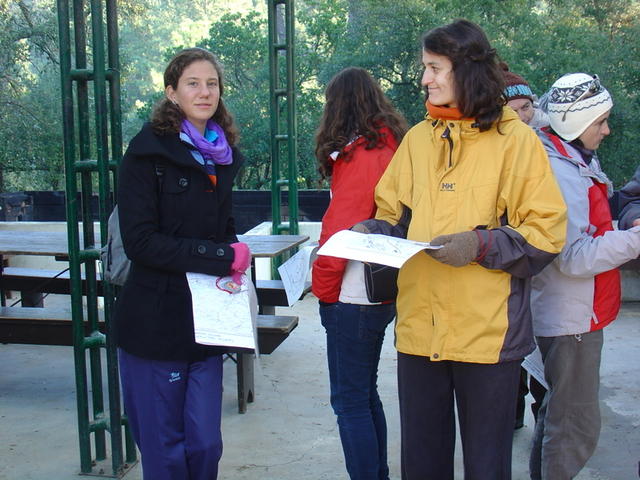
[428,231,480,267]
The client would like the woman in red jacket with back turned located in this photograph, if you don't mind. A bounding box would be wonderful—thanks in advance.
[312,67,408,480]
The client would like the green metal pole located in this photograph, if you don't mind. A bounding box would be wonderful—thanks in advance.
[58,0,130,474]
[285,0,298,235]
[88,0,109,462]
[104,0,128,472]
[56,0,93,473]
[267,0,282,234]
[68,0,106,463]
[268,0,298,237]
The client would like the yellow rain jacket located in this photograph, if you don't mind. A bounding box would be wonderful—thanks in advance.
[375,107,567,363]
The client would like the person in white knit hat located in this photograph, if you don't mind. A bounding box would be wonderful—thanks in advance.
[529,73,640,480]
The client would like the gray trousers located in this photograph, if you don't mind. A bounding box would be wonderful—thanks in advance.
[529,330,603,480]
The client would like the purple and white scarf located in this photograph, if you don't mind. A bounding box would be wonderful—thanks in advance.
[181,119,232,165]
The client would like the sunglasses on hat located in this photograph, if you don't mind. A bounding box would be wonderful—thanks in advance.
[562,74,603,122]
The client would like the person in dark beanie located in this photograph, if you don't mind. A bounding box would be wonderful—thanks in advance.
[530,73,640,480]
[502,64,549,429]
[502,64,548,128]
[617,165,640,229]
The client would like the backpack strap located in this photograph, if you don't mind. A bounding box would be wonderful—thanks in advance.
[154,163,166,193]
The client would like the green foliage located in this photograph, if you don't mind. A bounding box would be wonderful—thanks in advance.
[1,0,640,193]
[493,0,640,184]
[0,0,63,191]
[197,11,273,189]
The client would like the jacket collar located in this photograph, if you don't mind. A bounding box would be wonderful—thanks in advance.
[126,123,195,167]
[425,105,518,137]
[128,122,238,171]
[127,123,244,183]
[338,125,398,157]
[538,127,612,195]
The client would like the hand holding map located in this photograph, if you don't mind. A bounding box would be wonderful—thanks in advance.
[187,272,258,351]
[316,230,440,268]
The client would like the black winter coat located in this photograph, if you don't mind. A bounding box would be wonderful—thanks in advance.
[114,123,244,361]
[617,165,640,230]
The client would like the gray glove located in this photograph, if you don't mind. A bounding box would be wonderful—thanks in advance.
[351,222,371,234]
[351,218,405,236]
[428,231,480,267]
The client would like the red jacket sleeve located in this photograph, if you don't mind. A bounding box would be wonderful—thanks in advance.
[312,136,397,303]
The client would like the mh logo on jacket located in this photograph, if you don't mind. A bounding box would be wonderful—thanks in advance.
[440,182,455,192]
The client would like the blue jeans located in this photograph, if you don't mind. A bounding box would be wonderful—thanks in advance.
[320,301,396,480]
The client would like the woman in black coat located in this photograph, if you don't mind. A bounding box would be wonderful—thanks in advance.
[114,48,250,480]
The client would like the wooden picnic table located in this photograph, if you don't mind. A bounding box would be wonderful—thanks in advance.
[0,229,308,258]
[0,228,310,413]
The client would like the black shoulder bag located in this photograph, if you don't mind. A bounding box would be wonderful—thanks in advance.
[362,206,412,303]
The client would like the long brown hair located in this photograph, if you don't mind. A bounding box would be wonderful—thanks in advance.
[151,48,239,144]
[315,67,408,179]
[422,19,504,131]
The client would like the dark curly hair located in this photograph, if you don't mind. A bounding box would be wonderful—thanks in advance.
[151,48,239,144]
[422,19,505,131]
[315,67,408,179]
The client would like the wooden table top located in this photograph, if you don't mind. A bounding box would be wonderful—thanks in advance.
[237,234,309,257]
[0,230,309,258]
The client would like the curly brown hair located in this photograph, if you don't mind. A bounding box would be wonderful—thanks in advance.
[151,48,239,145]
[422,19,505,132]
[315,67,408,179]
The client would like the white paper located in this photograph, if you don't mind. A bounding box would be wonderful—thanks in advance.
[522,346,548,389]
[187,272,258,351]
[277,244,318,306]
[316,230,439,268]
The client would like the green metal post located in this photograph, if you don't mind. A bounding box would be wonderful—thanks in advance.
[56,0,92,473]
[267,0,299,237]
[56,0,133,476]
[103,0,135,470]
[284,1,298,232]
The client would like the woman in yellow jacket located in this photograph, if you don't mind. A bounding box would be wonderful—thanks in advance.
[366,20,567,480]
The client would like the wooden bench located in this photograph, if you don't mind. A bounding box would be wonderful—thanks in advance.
[0,305,105,344]
[0,267,308,413]
[1,267,310,308]
[255,278,312,314]
[235,279,309,411]
[0,267,102,306]
[0,305,298,413]
[232,314,298,413]
[0,306,296,350]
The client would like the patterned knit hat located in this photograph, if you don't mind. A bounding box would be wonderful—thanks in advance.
[503,69,534,103]
[545,73,613,142]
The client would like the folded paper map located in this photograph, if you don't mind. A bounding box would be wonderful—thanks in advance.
[317,230,440,268]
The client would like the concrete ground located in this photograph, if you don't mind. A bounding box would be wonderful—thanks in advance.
[1,295,639,480]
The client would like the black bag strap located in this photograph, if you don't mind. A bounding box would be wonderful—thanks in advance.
[154,163,166,192]
[391,205,412,238]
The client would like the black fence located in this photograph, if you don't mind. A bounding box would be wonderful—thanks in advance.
[0,190,330,234]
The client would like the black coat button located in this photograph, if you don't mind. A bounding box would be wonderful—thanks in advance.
[197,245,206,254]
[216,248,225,256]
[179,178,188,187]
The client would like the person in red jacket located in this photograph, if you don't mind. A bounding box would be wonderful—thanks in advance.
[312,67,408,480]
